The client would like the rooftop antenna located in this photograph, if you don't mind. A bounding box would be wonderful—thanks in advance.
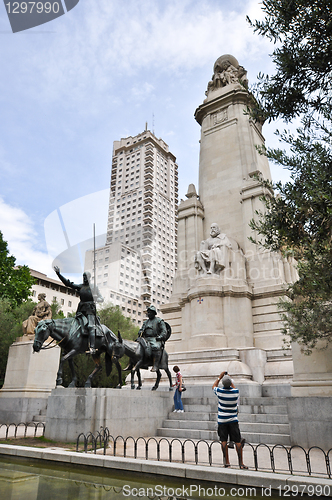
[152,113,155,135]
[145,121,148,131]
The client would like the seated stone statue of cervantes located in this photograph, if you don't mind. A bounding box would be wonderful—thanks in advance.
[195,223,232,275]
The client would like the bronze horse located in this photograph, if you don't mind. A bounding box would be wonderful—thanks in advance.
[112,331,173,391]
[33,318,122,388]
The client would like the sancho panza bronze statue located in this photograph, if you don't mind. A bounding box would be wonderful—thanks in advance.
[137,305,168,372]
[54,266,104,354]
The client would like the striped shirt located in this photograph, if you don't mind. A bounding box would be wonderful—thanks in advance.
[213,386,239,424]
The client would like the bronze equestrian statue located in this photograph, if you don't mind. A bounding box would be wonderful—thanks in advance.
[112,305,173,390]
[54,266,104,355]
[33,317,121,388]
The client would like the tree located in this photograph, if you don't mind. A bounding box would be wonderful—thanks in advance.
[247,0,332,122]
[0,298,35,387]
[0,231,35,307]
[50,299,65,319]
[250,122,332,351]
[248,1,332,352]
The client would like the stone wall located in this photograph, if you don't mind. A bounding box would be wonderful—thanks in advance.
[0,337,60,424]
[287,397,332,450]
[45,387,174,442]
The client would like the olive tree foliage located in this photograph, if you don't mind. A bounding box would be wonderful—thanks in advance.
[247,0,332,122]
[62,304,139,388]
[247,1,332,352]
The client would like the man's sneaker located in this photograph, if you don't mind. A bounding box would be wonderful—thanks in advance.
[178,410,184,413]
[172,410,178,412]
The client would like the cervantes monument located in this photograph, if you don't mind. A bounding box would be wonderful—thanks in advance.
[160,55,299,397]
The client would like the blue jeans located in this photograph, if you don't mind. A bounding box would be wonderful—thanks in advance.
[174,388,183,410]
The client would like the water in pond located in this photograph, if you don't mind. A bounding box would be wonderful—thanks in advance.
[0,456,314,499]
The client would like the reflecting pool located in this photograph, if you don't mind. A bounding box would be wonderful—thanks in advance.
[0,456,297,499]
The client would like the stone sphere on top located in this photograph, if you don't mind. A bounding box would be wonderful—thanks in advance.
[213,54,239,72]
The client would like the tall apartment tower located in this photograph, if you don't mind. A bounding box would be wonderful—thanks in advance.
[85,129,178,322]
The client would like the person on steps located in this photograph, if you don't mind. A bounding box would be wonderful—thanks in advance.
[213,371,247,469]
[172,365,184,413]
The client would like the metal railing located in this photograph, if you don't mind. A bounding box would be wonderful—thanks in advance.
[1,423,330,479]
[0,422,45,439]
[76,428,332,479]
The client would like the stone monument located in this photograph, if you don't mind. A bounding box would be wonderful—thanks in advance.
[160,55,297,397]
[22,293,52,335]
[0,334,60,423]
[0,297,60,424]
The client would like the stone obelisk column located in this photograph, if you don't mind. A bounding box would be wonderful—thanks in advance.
[195,54,271,252]
[161,55,295,389]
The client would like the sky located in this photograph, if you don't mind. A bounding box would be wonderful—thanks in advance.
[0,0,290,280]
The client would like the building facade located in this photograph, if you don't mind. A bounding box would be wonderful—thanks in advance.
[30,269,79,317]
[85,129,178,324]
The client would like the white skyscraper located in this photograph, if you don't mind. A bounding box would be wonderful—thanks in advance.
[85,129,178,324]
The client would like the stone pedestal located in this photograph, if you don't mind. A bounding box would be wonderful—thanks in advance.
[287,396,332,449]
[138,345,293,398]
[45,387,173,442]
[0,336,60,423]
[291,341,332,397]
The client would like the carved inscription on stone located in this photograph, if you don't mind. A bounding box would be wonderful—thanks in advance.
[211,108,228,126]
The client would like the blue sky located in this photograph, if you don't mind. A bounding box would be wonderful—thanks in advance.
[0,0,289,279]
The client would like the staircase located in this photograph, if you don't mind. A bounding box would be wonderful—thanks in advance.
[157,395,291,446]
[32,408,47,424]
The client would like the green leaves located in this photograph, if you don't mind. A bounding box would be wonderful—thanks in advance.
[0,231,35,307]
[0,298,36,387]
[249,1,332,351]
[248,0,332,120]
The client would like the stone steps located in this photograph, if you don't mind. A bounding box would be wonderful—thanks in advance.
[238,413,288,424]
[238,432,291,446]
[163,419,217,431]
[238,422,290,435]
[167,411,288,424]
[157,427,218,441]
[32,409,47,424]
[157,395,291,446]
[240,405,288,415]
[168,412,215,422]
[182,396,288,406]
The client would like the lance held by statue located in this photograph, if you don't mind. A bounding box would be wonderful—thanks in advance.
[137,305,168,372]
[54,266,104,355]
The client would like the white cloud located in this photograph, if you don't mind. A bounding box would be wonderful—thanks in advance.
[131,82,155,101]
[6,0,271,106]
[0,143,17,176]
[0,198,53,275]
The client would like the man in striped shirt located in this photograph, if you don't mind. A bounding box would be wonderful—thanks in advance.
[213,371,247,469]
